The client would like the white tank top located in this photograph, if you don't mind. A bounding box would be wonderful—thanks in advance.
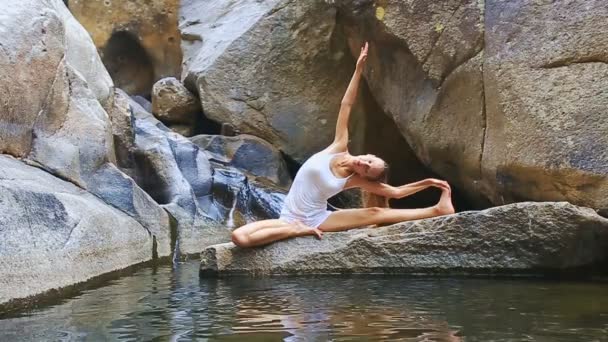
[281,150,351,219]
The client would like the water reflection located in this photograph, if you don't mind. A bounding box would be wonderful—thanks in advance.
[0,261,606,341]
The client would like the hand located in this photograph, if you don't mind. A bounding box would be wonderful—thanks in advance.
[294,221,323,240]
[312,228,323,240]
[426,178,451,191]
[356,42,369,70]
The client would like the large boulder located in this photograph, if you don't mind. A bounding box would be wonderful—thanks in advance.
[180,0,365,162]
[482,0,608,209]
[0,0,112,159]
[68,0,182,96]
[336,0,486,205]
[336,0,608,210]
[53,1,114,106]
[0,156,153,309]
[200,202,608,276]
[151,77,201,127]
[0,0,172,257]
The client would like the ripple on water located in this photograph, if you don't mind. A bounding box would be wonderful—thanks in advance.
[0,261,607,341]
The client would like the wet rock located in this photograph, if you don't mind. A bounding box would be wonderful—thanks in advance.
[190,134,291,188]
[69,0,182,96]
[180,0,365,162]
[129,101,286,255]
[152,77,201,126]
[0,156,153,308]
[200,202,608,276]
[129,100,224,254]
[211,166,286,229]
[336,0,608,210]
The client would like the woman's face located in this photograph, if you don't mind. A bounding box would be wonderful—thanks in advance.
[352,154,385,180]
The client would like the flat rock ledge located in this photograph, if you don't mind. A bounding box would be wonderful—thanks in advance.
[200,202,608,276]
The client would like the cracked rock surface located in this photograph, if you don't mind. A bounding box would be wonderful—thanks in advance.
[0,156,153,308]
[200,202,608,276]
[180,0,365,162]
[336,0,608,210]
[0,0,171,307]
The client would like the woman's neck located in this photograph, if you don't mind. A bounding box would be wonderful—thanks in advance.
[332,153,354,177]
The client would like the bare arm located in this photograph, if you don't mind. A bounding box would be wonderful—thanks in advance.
[347,176,450,199]
[327,43,368,153]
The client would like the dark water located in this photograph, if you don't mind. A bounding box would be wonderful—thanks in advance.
[1,261,607,341]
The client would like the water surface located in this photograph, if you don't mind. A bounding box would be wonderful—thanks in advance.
[1,261,607,341]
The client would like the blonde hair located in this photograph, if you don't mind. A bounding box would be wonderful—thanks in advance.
[362,162,389,208]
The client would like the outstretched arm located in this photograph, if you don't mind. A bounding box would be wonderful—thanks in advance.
[327,42,368,153]
[347,176,450,199]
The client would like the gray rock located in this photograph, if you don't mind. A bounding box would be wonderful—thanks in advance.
[129,100,222,255]
[211,166,286,229]
[107,89,136,172]
[167,123,194,137]
[180,0,365,162]
[128,101,289,254]
[152,77,201,125]
[482,0,608,209]
[190,134,291,188]
[52,0,114,107]
[336,0,486,206]
[336,0,608,210]
[200,202,608,276]
[0,0,172,258]
[0,156,153,308]
[131,96,153,113]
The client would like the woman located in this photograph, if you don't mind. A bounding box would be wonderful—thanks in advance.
[231,43,455,248]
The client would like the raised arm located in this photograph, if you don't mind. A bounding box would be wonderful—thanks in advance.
[327,42,368,153]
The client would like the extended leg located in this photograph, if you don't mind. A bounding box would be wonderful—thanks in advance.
[231,219,321,248]
[318,187,454,232]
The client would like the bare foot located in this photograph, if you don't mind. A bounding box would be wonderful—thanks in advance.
[294,221,323,239]
[436,187,455,215]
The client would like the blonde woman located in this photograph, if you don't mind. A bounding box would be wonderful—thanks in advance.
[231,43,454,248]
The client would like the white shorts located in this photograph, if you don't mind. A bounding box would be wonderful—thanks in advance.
[279,208,332,229]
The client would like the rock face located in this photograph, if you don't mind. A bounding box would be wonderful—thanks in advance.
[128,100,287,255]
[0,0,172,266]
[200,202,608,276]
[190,134,291,188]
[482,0,608,209]
[0,156,153,308]
[0,0,172,258]
[107,89,137,174]
[69,0,182,96]
[336,0,485,205]
[0,0,113,159]
[151,77,201,127]
[180,0,365,162]
[336,0,608,210]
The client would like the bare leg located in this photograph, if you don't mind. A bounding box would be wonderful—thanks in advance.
[318,187,455,232]
[231,219,322,248]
